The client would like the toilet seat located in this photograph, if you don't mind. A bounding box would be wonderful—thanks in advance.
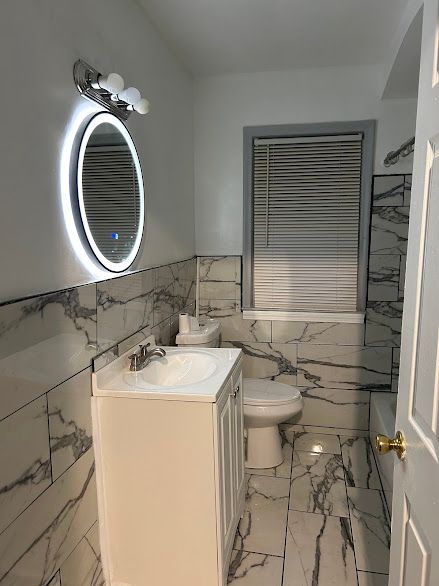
[243,378,302,407]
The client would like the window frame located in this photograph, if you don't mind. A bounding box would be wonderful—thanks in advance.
[242,120,376,322]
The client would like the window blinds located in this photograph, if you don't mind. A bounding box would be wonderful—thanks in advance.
[252,134,363,312]
[82,145,141,263]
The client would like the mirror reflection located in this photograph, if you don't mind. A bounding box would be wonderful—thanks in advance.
[78,113,144,272]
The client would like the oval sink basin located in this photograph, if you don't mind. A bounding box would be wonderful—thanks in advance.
[124,349,220,388]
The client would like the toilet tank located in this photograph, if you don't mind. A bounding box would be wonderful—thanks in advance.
[176,318,221,347]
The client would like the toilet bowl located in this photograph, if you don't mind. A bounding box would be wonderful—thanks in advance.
[244,379,303,469]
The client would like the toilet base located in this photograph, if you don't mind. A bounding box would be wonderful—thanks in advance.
[245,425,284,469]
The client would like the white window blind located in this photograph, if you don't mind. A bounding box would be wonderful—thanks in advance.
[252,134,363,312]
[82,145,141,263]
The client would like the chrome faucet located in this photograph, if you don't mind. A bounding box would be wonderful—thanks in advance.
[128,343,166,372]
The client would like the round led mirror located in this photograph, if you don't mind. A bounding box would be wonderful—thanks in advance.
[77,112,145,272]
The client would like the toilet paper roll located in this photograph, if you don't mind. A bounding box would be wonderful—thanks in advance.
[179,313,191,334]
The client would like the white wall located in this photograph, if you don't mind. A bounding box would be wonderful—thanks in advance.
[194,65,417,255]
[0,0,194,303]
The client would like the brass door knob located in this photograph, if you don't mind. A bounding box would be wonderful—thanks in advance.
[375,431,406,460]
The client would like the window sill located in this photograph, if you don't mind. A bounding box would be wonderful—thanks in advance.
[242,309,365,324]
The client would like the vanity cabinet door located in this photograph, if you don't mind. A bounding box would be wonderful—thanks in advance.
[217,388,236,556]
[231,370,245,509]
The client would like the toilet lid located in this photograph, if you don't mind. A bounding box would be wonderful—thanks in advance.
[243,379,302,406]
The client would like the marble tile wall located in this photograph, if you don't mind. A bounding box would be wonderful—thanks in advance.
[366,174,411,392]
[198,174,411,433]
[0,256,196,585]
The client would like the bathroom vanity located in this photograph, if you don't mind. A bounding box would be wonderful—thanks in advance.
[92,337,244,586]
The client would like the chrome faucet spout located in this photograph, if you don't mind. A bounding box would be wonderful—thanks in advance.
[129,344,167,372]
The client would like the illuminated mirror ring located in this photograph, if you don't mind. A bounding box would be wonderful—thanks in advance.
[77,112,145,272]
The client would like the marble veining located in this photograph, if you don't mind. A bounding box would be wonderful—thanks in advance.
[153,265,177,326]
[0,450,97,586]
[0,284,97,421]
[0,286,97,348]
[225,341,297,383]
[367,255,400,302]
[293,387,370,431]
[372,176,405,206]
[297,345,391,390]
[234,475,290,556]
[347,487,391,574]
[46,572,61,586]
[290,451,348,517]
[48,369,93,481]
[340,436,381,489]
[283,510,357,586]
[60,522,104,586]
[282,424,370,438]
[97,271,155,350]
[369,206,409,255]
[200,300,271,343]
[198,256,241,301]
[173,259,196,312]
[0,257,196,585]
[0,396,51,534]
[199,256,240,283]
[228,550,283,585]
[272,321,364,346]
[365,301,403,347]
[230,430,391,584]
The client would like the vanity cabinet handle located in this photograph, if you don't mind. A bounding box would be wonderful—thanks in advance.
[230,385,240,398]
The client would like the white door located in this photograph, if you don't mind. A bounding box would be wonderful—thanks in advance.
[388,2,439,583]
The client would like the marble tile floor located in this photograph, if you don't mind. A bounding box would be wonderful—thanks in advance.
[229,429,390,586]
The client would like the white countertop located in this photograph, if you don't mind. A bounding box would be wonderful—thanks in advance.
[92,338,242,403]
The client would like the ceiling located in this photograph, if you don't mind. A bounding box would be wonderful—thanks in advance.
[138,0,410,76]
[383,7,422,99]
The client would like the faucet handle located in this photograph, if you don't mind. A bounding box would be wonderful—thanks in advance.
[128,353,139,371]
[139,343,151,357]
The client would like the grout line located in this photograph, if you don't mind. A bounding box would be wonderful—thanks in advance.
[0,446,94,539]
[340,433,361,586]
[232,548,284,559]
[0,364,92,424]
[369,436,392,524]
[45,393,54,486]
[280,435,295,585]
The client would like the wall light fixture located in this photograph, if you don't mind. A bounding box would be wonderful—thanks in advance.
[73,59,150,120]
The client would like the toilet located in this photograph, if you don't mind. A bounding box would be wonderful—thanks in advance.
[176,314,303,469]
[243,379,303,469]
[175,314,221,347]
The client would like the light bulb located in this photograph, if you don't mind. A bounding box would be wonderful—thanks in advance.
[98,73,124,94]
[134,98,150,115]
[118,87,141,105]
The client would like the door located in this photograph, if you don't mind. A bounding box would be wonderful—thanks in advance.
[217,389,236,557]
[231,369,245,515]
[388,2,439,583]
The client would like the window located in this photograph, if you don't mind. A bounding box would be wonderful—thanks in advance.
[243,121,375,322]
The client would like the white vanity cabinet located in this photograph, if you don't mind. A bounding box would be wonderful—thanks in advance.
[92,346,244,586]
